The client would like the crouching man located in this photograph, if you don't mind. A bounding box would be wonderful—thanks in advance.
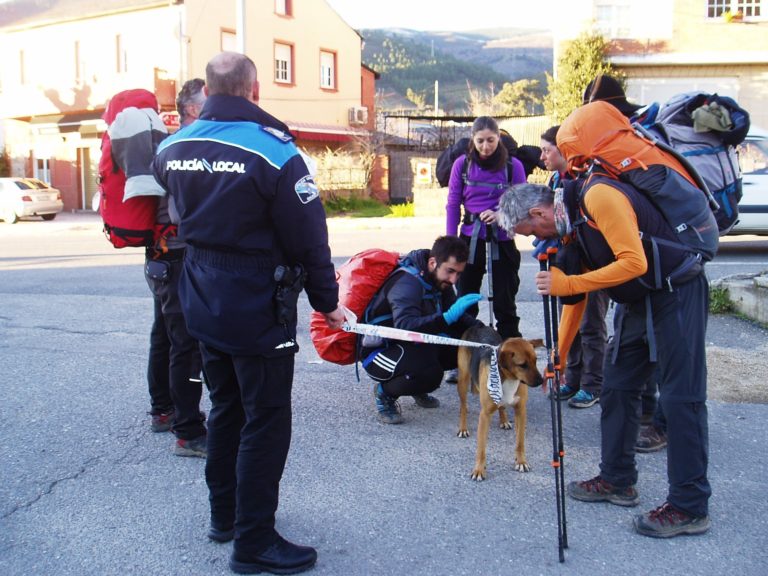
[362,235,482,424]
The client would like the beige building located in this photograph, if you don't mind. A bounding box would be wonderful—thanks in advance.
[0,0,372,211]
[552,0,768,128]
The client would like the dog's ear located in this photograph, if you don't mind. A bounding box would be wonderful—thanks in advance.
[528,338,545,349]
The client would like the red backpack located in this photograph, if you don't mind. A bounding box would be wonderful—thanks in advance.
[310,249,401,365]
[98,89,173,248]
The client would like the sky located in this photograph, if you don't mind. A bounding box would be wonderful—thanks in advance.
[324,0,552,32]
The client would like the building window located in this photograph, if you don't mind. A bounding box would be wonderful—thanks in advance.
[707,0,762,18]
[275,0,292,16]
[221,29,237,52]
[595,1,631,38]
[320,50,336,90]
[274,42,293,84]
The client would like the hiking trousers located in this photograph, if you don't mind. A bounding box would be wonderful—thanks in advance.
[599,273,711,518]
[565,289,609,395]
[202,345,293,555]
[457,236,521,338]
[146,257,205,440]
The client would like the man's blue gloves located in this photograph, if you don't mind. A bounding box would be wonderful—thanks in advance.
[443,293,482,325]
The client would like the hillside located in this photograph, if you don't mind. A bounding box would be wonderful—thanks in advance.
[361,28,552,114]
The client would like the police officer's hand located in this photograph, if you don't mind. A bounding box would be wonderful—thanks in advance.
[323,307,345,331]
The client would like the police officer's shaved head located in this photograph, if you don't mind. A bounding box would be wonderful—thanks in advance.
[206,52,257,99]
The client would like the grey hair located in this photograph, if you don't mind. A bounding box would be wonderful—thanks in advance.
[497,183,555,234]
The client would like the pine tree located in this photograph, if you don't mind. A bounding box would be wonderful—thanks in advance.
[544,32,621,123]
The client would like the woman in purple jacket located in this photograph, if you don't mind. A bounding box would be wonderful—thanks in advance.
[446,116,525,339]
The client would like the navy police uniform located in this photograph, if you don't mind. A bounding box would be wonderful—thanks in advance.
[153,94,339,555]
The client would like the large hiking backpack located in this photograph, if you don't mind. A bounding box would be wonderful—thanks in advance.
[435,131,541,187]
[636,91,749,235]
[98,89,172,248]
[557,100,726,261]
[310,249,401,365]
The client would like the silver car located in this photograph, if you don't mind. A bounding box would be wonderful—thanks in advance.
[731,127,768,235]
[0,177,64,223]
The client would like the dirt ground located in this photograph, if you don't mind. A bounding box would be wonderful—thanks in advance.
[707,343,768,403]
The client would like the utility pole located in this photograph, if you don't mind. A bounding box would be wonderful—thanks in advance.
[434,80,439,115]
[236,0,246,53]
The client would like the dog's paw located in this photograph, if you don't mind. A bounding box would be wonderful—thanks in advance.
[499,421,513,430]
[470,468,486,481]
[514,461,531,473]
[457,429,470,438]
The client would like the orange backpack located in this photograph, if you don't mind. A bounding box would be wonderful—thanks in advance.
[557,101,719,261]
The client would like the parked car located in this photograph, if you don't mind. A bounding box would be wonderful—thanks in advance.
[730,127,768,235]
[0,177,64,223]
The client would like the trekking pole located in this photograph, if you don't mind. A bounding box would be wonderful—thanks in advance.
[485,222,495,327]
[547,246,568,554]
[538,252,566,563]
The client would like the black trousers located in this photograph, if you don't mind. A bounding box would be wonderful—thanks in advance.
[362,341,458,398]
[457,236,521,338]
[599,274,711,517]
[146,258,205,439]
[565,289,609,395]
[202,344,293,555]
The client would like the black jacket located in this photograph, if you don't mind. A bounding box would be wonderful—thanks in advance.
[366,249,478,337]
[152,94,338,355]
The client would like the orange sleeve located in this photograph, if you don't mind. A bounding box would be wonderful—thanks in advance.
[557,298,587,367]
[550,183,647,296]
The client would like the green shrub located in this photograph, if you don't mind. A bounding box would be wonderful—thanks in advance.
[709,287,734,314]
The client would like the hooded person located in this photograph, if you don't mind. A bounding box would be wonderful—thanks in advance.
[583,74,643,119]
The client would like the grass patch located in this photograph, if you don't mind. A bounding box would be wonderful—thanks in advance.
[709,286,734,314]
[323,197,414,218]
[388,202,414,218]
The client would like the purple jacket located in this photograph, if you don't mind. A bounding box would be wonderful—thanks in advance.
[446,154,526,241]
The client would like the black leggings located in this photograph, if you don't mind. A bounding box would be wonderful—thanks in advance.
[457,236,521,338]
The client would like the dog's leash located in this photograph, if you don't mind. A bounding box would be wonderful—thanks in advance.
[341,306,503,405]
[539,248,568,563]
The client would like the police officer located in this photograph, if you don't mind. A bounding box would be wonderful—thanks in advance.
[153,52,343,575]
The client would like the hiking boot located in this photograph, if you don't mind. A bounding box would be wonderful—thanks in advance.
[636,424,668,453]
[373,383,403,425]
[568,389,599,409]
[173,435,207,458]
[413,393,440,408]
[444,369,459,384]
[150,410,175,433]
[634,502,711,538]
[567,475,639,507]
[555,384,578,401]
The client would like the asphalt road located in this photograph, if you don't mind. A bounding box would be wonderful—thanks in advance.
[1,213,767,576]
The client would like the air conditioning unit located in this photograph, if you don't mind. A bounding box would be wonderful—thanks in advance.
[348,106,368,125]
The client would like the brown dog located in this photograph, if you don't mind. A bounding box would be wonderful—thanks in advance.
[456,324,544,481]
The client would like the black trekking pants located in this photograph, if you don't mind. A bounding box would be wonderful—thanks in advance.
[599,273,711,518]
[565,289,609,395]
